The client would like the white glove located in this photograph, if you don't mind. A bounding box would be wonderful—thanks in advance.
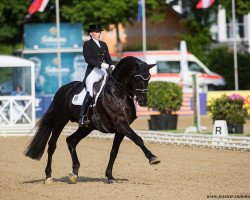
[101,63,109,69]
[110,65,115,70]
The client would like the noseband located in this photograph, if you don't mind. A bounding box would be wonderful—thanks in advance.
[110,72,151,99]
[133,73,151,94]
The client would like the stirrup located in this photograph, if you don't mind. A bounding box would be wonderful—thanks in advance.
[78,116,90,127]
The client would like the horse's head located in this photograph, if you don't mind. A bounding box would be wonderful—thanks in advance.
[113,56,155,106]
[131,60,155,106]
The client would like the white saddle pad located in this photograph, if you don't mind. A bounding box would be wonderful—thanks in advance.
[72,74,108,106]
[72,88,87,105]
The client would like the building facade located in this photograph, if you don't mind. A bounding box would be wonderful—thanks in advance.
[101,2,250,54]
[101,6,185,54]
[216,7,250,53]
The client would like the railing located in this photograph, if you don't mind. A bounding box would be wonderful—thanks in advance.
[0,96,35,127]
[63,127,250,151]
[1,125,249,151]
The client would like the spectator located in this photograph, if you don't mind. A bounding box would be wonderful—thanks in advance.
[11,85,26,96]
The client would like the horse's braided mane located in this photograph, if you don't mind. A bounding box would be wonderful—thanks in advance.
[116,56,140,69]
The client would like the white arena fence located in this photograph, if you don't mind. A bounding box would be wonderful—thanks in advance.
[0,96,35,127]
[1,125,249,152]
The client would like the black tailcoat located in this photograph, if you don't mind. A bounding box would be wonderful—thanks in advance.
[83,39,112,81]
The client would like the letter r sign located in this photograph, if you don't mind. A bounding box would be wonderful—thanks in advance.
[215,127,221,135]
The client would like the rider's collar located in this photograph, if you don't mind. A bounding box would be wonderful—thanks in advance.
[92,38,100,47]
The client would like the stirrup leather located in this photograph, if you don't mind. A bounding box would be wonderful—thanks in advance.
[78,115,90,127]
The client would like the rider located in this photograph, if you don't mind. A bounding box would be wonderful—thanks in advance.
[78,24,115,127]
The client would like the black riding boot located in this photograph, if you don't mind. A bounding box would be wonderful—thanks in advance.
[78,92,93,127]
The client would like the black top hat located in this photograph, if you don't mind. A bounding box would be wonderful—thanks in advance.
[87,24,104,32]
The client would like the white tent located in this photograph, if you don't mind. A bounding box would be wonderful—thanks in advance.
[0,55,35,67]
[0,55,36,134]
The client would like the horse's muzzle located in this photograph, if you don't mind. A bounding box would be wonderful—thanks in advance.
[137,95,147,107]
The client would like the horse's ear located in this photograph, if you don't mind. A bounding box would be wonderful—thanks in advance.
[147,63,156,69]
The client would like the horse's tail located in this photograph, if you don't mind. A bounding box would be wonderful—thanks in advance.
[24,100,55,160]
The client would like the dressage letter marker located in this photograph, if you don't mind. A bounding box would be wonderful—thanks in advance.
[213,120,228,136]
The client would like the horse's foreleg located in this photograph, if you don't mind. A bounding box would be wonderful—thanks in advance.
[105,133,124,183]
[120,127,160,165]
[66,127,92,183]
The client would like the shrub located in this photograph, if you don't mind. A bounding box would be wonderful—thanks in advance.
[207,94,249,125]
[147,81,183,114]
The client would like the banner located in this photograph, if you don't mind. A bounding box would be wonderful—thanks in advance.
[24,23,83,49]
[24,53,87,95]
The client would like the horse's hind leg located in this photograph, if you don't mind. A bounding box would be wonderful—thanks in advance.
[66,127,92,183]
[105,133,124,183]
[45,121,67,184]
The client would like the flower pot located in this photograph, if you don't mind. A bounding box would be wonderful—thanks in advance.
[148,114,178,130]
[227,124,244,134]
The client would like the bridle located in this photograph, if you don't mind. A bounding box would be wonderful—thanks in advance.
[133,73,151,94]
[110,74,134,99]
[110,71,151,99]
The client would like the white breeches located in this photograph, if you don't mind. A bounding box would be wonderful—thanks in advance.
[85,67,107,97]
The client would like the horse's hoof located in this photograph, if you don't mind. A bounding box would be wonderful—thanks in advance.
[149,156,161,165]
[69,171,78,184]
[44,177,54,185]
[107,178,115,184]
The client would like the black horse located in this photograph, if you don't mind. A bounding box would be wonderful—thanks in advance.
[24,56,160,184]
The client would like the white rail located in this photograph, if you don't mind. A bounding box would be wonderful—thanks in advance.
[63,126,250,152]
[0,125,249,151]
[0,96,35,127]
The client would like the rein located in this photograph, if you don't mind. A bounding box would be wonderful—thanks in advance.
[110,74,134,99]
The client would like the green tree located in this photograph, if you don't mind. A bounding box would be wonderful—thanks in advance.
[0,0,166,55]
[0,0,69,54]
[177,0,250,90]
[0,1,29,44]
[207,47,250,90]
[61,0,166,57]
[220,0,250,16]
[0,0,29,53]
[179,0,250,59]
[179,0,218,63]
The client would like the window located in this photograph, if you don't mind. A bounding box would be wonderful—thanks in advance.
[0,67,31,95]
[157,61,180,73]
[188,62,205,73]
[226,16,244,39]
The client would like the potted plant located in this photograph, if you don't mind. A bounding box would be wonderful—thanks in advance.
[147,81,183,130]
[207,94,249,133]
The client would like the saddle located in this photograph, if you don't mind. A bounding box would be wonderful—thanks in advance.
[72,76,109,132]
[72,76,104,106]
